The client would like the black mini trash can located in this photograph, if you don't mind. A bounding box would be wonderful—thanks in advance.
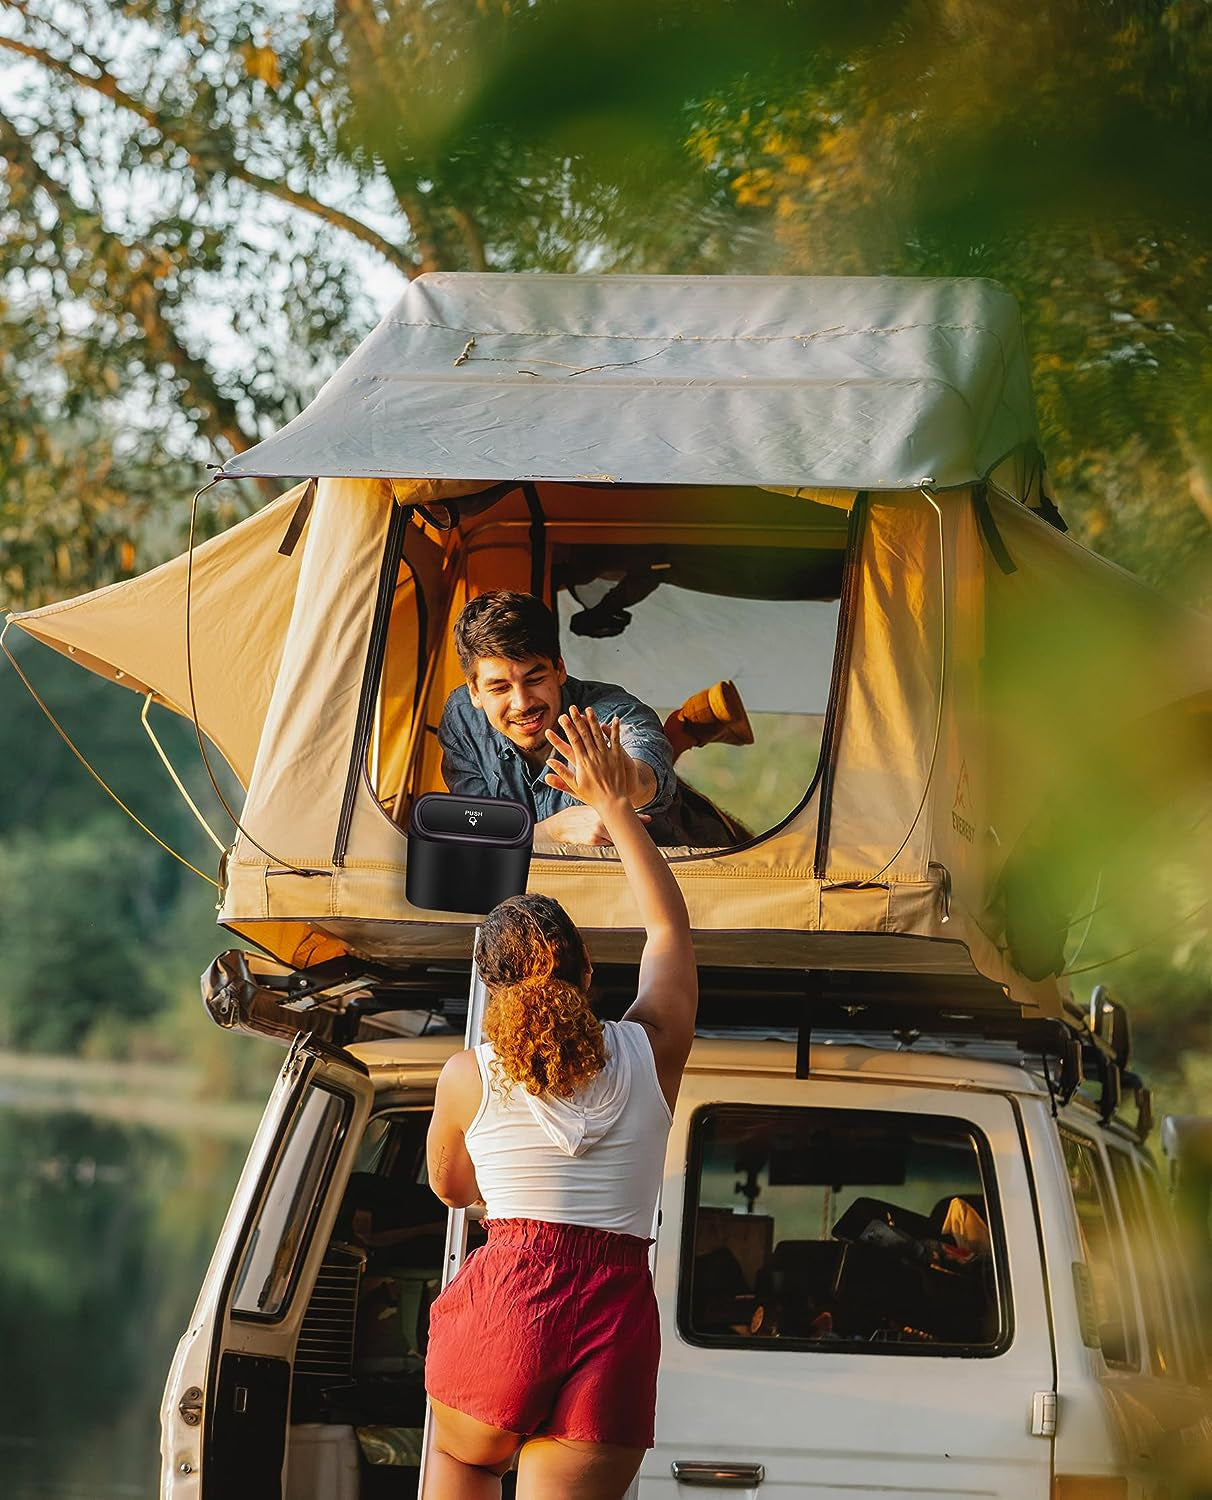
[406,793,534,914]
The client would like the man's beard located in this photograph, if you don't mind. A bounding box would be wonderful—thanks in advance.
[507,706,550,755]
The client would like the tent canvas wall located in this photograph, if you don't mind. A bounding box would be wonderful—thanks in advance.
[9,274,1211,1017]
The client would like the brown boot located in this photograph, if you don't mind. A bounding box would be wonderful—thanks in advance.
[664,680,754,757]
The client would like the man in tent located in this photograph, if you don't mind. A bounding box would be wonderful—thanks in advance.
[438,591,749,847]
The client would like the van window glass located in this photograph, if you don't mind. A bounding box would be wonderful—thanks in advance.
[232,1086,350,1320]
[556,545,844,840]
[310,1110,454,1393]
[333,1108,447,1265]
[680,1106,1006,1354]
[1061,1132,1140,1369]
[1107,1148,1182,1380]
[353,1114,398,1175]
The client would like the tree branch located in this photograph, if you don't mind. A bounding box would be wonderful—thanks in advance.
[0,31,415,274]
[451,205,489,272]
[0,105,275,497]
[338,0,486,271]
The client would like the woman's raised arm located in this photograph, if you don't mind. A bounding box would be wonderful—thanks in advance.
[545,706,698,1109]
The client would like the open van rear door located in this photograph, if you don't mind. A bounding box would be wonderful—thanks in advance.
[160,1034,374,1499]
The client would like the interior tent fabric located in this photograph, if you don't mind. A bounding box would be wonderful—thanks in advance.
[217,274,1043,497]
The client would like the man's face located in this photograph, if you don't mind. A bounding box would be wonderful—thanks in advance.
[468,654,567,760]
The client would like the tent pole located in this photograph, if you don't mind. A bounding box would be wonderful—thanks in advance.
[369,687,382,793]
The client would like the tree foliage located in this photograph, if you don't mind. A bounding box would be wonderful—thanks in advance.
[683,0,1212,597]
[0,646,231,1053]
[2,0,1210,602]
[0,0,762,607]
[0,819,163,1050]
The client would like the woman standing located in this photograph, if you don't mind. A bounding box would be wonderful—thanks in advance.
[423,704,697,1498]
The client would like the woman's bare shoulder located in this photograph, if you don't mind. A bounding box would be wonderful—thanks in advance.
[436,1047,484,1116]
[441,1045,480,1073]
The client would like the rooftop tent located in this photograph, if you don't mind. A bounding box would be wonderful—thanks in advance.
[8,274,1210,1014]
[215,273,1045,497]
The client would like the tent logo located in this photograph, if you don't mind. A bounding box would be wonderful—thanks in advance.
[951,762,975,844]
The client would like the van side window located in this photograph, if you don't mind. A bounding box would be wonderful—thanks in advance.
[1107,1148,1183,1380]
[1060,1132,1140,1370]
[679,1106,1007,1355]
[231,1086,350,1320]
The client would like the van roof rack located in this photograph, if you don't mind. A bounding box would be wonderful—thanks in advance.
[591,964,1149,1137]
[202,949,1150,1139]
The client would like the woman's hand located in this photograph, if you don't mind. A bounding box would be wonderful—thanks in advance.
[549,709,695,1111]
[543,705,632,814]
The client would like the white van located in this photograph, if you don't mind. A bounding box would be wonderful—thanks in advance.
[160,956,1211,1500]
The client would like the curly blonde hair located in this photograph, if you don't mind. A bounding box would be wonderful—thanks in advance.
[476,894,604,1100]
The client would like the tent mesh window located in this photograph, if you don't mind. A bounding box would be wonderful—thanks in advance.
[359,487,848,850]
[555,540,844,839]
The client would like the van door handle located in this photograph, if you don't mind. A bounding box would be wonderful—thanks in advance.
[671,1460,765,1486]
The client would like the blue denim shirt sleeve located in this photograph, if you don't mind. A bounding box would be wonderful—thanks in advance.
[568,678,676,816]
[437,687,497,799]
[437,676,675,818]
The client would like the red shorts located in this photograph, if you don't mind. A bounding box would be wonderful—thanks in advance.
[424,1217,660,1448]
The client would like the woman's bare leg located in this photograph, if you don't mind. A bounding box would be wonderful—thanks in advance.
[423,1399,522,1499]
[515,1435,644,1499]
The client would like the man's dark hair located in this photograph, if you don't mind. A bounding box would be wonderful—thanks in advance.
[454,591,561,677]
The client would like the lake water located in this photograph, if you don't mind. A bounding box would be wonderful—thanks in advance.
[0,1101,252,1499]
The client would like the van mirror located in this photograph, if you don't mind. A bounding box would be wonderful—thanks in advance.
[1132,1085,1153,1142]
[1097,1061,1121,1124]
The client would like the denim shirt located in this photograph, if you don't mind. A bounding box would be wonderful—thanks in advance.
[437,674,681,837]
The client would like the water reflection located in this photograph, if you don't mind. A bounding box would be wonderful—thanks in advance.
[0,1104,249,1499]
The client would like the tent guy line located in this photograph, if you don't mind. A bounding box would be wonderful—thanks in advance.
[0,618,219,888]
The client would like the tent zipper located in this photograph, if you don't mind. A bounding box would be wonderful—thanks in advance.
[813,495,868,879]
[333,501,411,867]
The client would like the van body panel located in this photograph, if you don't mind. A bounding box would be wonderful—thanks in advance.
[1031,1101,1212,1496]
[161,1046,333,1497]
[645,1069,1056,1497]
[1014,1096,1126,1485]
[161,1044,375,1499]
[164,1025,1208,1498]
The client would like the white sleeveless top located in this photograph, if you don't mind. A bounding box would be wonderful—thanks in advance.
[464,1019,673,1238]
